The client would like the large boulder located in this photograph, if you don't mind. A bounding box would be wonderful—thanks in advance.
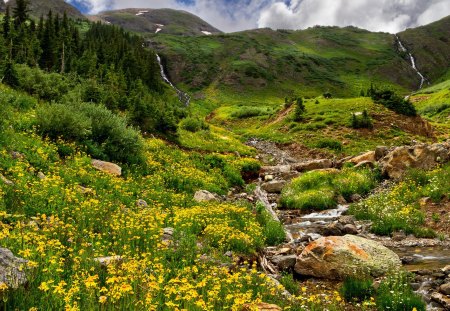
[0,248,28,289]
[348,151,375,166]
[261,180,286,193]
[293,159,333,172]
[294,235,401,280]
[91,160,122,176]
[380,142,450,179]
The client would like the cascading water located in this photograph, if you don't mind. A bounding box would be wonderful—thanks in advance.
[396,35,427,90]
[156,54,191,106]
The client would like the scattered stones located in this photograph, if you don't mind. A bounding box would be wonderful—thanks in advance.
[0,174,14,186]
[350,193,362,203]
[343,224,358,235]
[264,174,274,182]
[91,159,122,176]
[193,190,218,202]
[162,227,174,242]
[242,303,282,311]
[37,172,46,180]
[261,180,286,193]
[0,248,28,289]
[322,222,345,236]
[77,185,94,194]
[293,159,333,172]
[432,292,450,309]
[10,151,25,160]
[392,231,407,241]
[295,235,401,280]
[338,215,356,226]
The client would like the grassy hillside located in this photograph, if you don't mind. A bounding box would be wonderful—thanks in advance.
[3,0,85,20]
[152,26,422,98]
[398,16,450,84]
[93,8,221,36]
[411,79,450,140]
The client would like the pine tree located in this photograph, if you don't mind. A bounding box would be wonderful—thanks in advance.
[294,97,306,121]
[12,0,29,28]
[3,6,11,39]
[2,60,19,87]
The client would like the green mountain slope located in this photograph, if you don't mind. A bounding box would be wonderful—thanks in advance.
[93,8,221,36]
[398,16,450,83]
[152,26,420,98]
[3,0,85,19]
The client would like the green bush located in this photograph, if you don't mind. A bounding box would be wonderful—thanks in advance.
[180,117,209,132]
[315,138,343,151]
[351,110,373,129]
[281,188,336,210]
[256,202,286,246]
[340,277,374,302]
[231,106,267,119]
[37,104,92,141]
[280,274,299,294]
[369,87,417,116]
[376,273,425,311]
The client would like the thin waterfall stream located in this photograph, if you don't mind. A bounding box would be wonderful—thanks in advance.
[156,53,191,106]
[396,35,427,90]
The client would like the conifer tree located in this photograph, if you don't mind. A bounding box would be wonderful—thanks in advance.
[12,0,29,28]
[3,6,11,39]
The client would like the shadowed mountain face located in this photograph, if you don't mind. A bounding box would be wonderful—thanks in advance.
[398,16,450,83]
[3,0,85,20]
[93,8,222,36]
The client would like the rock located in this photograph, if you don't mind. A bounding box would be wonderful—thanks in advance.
[379,143,450,179]
[442,266,450,274]
[193,190,218,202]
[261,180,286,193]
[294,235,401,280]
[432,292,450,309]
[261,165,292,175]
[77,186,94,194]
[270,255,297,271]
[293,159,333,172]
[392,231,407,241]
[242,303,282,311]
[0,174,14,186]
[162,227,174,242]
[337,195,347,205]
[338,215,356,226]
[264,175,274,182]
[348,151,376,166]
[10,151,25,160]
[350,194,362,202]
[91,160,122,176]
[0,248,28,289]
[375,146,389,161]
[440,283,450,295]
[420,197,432,205]
[37,172,46,180]
[343,224,358,235]
[354,161,375,169]
[136,199,148,208]
[94,256,122,266]
[322,222,344,236]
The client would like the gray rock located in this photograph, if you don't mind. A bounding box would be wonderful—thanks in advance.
[338,215,356,226]
[261,180,286,193]
[0,174,14,186]
[0,248,28,289]
[392,231,407,241]
[293,159,333,172]
[350,193,362,202]
[264,175,274,182]
[343,224,358,235]
[323,222,344,236]
[440,283,450,295]
[354,161,375,169]
[136,199,148,208]
[94,256,122,267]
[270,255,297,271]
[375,146,389,161]
[92,159,122,176]
[10,151,25,160]
[193,190,218,202]
[162,227,174,242]
[432,292,450,309]
[37,172,46,180]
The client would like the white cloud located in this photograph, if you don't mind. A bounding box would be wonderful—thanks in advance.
[258,0,450,33]
[66,0,450,33]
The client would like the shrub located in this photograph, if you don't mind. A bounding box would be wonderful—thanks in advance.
[231,106,266,119]
[256,203,286,246]
[369,87,417,116]
[280,274,299,294]
[340,277,374,302]
[315,138,343,151]
[376,272,426,311]
[351,110,373,129]
[281,188,336,210]
[180,117,209,132]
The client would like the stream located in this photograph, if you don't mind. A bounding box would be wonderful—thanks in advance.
[155,54,191,106]
[396,35,427,90]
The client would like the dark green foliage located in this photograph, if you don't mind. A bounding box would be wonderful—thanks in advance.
[231,106,268,119]
[256,202,286,246]
[2,61,19,87]
[37,103,144,164]
[294,97,305,122]
[315,138,343,151]
[376,273,426,311]
[180,117,209,132]
[279,274,299,294]
[369,87,417,116]
[340,277,374,302]
[351,110,373,129]
[323,92,332,99]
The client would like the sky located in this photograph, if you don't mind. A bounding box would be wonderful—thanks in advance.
[66,0,450,33]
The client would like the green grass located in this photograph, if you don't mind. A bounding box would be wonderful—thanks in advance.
[340,277,374,303]
[280,168,378,210]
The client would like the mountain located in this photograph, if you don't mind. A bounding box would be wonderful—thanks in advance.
[151,26,422,97]
[92,8,221,36]
[398,15,450,83]
[3,0,85,20]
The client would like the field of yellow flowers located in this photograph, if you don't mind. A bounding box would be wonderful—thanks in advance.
[0,87,348,310]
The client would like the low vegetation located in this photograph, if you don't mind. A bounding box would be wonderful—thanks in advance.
[280,168,378,210]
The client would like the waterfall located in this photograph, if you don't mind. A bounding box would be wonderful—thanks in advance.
[396,35,427,90]
[155,54,191,106]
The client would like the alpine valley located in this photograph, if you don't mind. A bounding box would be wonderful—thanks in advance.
[0,0,450,310]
